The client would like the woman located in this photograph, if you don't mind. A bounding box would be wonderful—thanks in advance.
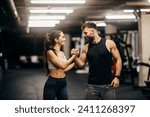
[43,30,78,100]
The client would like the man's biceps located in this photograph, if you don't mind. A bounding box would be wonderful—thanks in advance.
[80,54,86,60]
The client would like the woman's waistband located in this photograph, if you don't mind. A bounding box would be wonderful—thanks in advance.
[48,75,66,80]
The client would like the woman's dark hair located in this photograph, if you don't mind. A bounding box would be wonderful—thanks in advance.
[44,30,62,75]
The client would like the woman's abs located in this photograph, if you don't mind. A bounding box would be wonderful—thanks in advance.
[49,69,65,78]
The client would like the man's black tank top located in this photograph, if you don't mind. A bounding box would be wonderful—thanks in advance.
[87,38,113,85]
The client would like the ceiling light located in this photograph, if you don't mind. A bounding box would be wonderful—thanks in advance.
[124,9,150,13]
[28,24,55,27]
[96,22,106,27]
[28,20,60,27]
[30,0,86,4]
[0,53,2,57]
[123,10,134,13]
[29,9,73,14]
[28,20,60,24]
[28,23,56,27]
[29,15,66,20]
[105,14,136,19]
[140,9,150,12]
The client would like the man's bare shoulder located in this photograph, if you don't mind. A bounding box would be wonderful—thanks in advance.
[106,39,116,47]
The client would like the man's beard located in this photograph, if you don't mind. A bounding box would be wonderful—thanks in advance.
[84,36,94,44]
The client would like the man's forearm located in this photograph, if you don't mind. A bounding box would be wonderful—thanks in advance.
[74,57,85,69]
[115,58,122,76]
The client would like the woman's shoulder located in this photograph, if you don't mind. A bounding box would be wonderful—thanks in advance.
[47,50,56,57]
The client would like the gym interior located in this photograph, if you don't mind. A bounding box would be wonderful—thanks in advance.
[0,0,150,100]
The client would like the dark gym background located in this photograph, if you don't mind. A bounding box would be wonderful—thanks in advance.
[0,0,150,100]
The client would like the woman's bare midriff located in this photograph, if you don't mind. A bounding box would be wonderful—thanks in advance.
[49,69,65,78]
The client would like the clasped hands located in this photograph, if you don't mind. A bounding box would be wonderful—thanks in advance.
[71,48,79,57]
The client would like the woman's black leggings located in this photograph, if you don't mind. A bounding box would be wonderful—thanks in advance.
[43,76,68,100]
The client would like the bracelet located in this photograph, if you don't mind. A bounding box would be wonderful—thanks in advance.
[114,75,120,79]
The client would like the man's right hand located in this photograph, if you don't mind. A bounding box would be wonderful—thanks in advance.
[71,48,79,56]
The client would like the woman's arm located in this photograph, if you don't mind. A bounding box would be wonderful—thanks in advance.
[47,50,77,69]
[64,62,75,72]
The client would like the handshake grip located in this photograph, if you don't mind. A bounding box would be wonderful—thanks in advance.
[71,48,79,56]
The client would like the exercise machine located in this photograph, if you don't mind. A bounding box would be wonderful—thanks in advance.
[137,58,150,99]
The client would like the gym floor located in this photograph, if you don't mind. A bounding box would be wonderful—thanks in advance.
[0,68,147,100]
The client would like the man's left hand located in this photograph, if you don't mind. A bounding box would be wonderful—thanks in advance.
[111,77,120,88]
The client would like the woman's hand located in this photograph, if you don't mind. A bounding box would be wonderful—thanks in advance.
[71,48,79,56]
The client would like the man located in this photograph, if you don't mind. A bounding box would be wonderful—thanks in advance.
[72,22,122,100]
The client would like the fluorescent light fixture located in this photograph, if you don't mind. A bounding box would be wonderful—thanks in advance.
[105,14,136,19]
[29,15,66,20]
[31,0,86,4]
[28,20,60,24]
[124,9,150,13]
[96,22,106,27]
[140,9,150,12]
[28,20,60,27]
[0,53,2,57]
[123,10,134,13]
[28,23,56,27]
[29,9,73,14]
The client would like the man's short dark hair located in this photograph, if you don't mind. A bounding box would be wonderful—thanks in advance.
[81,22,97,30]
